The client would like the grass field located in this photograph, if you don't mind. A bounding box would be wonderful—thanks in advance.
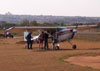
[0,29,100,71]
[74,32,100,41]
[0,38,100,71]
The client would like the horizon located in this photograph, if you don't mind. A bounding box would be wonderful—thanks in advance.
[0,12,100,18]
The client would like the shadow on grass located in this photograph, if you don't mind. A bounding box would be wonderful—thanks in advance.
[23,45,100,52]
[23,46,74,52]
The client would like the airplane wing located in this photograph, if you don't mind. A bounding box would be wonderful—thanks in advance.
[6,25,97,33]
[8,26,60,33]
[67,25,97,30]
[7,26,69,36]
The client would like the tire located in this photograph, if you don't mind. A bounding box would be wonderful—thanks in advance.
[72,45,76,49]
[55,46,60,50]
[9,35,14,38]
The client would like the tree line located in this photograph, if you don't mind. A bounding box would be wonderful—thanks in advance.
[0,19,66,29]
[0,19,100,29]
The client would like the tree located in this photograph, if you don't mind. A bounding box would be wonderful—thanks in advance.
[20,19,29,26]
[97,22,100,28]
[60,21,65,26]
[30,20,38,26]
[53,22,60,26]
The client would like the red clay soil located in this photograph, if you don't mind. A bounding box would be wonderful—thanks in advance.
[0,38,100,71]
[65,56,100,69]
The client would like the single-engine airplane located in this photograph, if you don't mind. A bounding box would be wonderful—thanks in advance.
[6,25,97,50]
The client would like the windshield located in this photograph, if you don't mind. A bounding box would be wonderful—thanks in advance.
[57,27,66,31]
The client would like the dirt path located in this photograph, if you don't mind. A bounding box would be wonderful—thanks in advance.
[65,56,100,69]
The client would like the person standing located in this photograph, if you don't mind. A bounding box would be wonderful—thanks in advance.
[38,31,44,49]
[26,32,33,49]
[44,32,49,49]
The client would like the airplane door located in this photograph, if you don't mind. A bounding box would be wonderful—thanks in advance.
[24,31,29,41]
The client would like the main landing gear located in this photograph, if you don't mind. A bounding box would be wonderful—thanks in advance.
[68,41,77,49]
[72,44,76,49]
[53,43,60,50]
[51,35,77,50]
[52,39,60,50]
[52,40,77,50]
[52,42,77,50]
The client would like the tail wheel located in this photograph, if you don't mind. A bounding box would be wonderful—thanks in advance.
[72,45,76,49]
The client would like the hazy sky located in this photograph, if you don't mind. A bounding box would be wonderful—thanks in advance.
[0,0,100,16]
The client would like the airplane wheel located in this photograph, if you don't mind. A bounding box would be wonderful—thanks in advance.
[55,46,60,50]
[72,45,76,49]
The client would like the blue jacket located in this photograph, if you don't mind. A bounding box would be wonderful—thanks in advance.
[26,33,32,41]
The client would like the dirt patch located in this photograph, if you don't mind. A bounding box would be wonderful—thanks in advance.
[64,56,100,69]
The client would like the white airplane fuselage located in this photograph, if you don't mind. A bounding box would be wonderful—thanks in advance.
[58,30,73,42]
[56,29,76,42]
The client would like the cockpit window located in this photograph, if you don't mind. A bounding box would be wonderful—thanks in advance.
[57,27,66,31]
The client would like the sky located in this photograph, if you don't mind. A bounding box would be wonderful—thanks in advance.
[0,0,100,17]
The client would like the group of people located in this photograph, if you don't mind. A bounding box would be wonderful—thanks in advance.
[38,31,49,49]
[26,31,49,50]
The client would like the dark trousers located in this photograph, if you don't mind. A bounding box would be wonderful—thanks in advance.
[27,40,33,49]
[44,39,48,49]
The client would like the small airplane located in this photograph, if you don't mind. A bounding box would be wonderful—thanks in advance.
[6,25,97,50]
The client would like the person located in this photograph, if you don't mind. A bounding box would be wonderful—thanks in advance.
[26,32,33,49]
[52,35,58,49]
[5,31,10,38]
[38,31,44,49]
[44,32,49,49]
